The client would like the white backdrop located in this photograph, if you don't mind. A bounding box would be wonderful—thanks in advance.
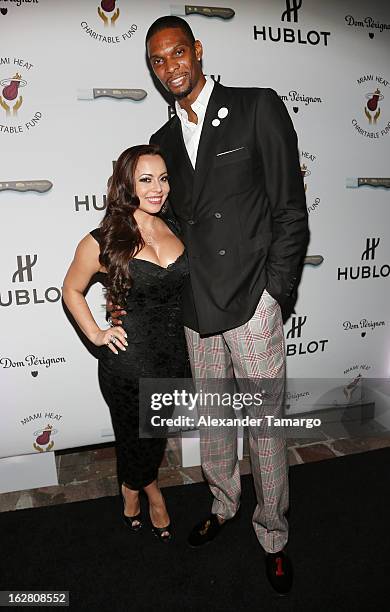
[1,0,389,477]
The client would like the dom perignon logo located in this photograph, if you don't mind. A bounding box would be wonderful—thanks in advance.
[254,0,330,46]
[0,254,62,306]
[285,315,328,357]
[0,0,39,18]
[344,14,390,40]
[337,237,390,281]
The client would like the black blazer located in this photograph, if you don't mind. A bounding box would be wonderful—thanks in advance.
[150,83,309,335]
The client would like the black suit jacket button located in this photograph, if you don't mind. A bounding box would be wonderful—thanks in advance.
[188,219,195,225]
[214,212,222,219]
[218,249,226,256]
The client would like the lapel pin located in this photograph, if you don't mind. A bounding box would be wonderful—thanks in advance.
[218,107,228,119]
[212,107,229,126]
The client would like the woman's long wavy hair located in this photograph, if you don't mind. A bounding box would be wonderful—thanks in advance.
[99,144,165,306]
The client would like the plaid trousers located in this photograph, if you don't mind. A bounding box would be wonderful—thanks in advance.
[185,289,289,553]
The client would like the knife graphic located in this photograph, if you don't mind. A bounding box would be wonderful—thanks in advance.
[0,180,53,193]
[170,4,235,19]
[77,88,147,101]
[346,177,390,189]
[304,255,324,266]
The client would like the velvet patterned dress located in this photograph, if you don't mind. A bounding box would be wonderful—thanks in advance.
[90,221,189,490]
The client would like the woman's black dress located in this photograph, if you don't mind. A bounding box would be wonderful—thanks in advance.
[90,222,189,490]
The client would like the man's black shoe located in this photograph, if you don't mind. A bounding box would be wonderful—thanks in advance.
[188,514,226,547]
[265,550,293,595]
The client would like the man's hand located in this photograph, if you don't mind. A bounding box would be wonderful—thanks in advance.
[106,301,127,326]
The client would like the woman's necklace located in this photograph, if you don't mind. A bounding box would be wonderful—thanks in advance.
[138,224,158,247]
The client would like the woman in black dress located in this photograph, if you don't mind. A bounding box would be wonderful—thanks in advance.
[63,145,188,542]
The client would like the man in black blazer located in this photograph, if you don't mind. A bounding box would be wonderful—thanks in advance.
[146,16,309,594]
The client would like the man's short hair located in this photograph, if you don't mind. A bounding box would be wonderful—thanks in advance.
[145,16,195,46]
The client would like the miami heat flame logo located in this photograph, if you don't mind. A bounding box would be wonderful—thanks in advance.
[343,373,362,402]
[33,424,57,452]
[300,163,311,192]
[0,72,26,115]
[365,88,383,124]
[98,0,120,25]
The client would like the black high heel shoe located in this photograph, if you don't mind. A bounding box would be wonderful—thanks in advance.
[149,495,172,542]
[151,523,172,543]
[121,489,142,533]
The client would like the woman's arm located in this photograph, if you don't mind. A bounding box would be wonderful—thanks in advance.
[63,235,127,353]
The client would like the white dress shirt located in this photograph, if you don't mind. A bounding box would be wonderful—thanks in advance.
[175,77,215,169]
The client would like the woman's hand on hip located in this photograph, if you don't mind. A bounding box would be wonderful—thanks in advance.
[106,300,127,326]
[91,328,128,354]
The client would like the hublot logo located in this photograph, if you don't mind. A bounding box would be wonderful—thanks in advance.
[12,254,37,282]
[337,237,390,281]
[0,255,62,306]
[74,194,107,212]
[361,237,379,260]
[281,0,301,23]
[254,0,330,47]
[286,315,306,339]
[286,315,328,356]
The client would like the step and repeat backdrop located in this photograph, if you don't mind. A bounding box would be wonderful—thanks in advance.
[1,0,389,473]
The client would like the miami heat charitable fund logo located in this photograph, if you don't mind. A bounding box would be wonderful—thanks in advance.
[80,0,137,44]
[98,0,120,25]
[344,363,371,377]
[0,56,42,134]
[342,364,371,402]
[300,150,321,214]
[0,71,25,115]
[301,163,310,189]
[33,425,56,452]
[352,74,390,139]
[365,88,382,124]
[18,411,63,452]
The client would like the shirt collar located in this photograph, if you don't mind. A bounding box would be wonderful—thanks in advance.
[175,76,215,124]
